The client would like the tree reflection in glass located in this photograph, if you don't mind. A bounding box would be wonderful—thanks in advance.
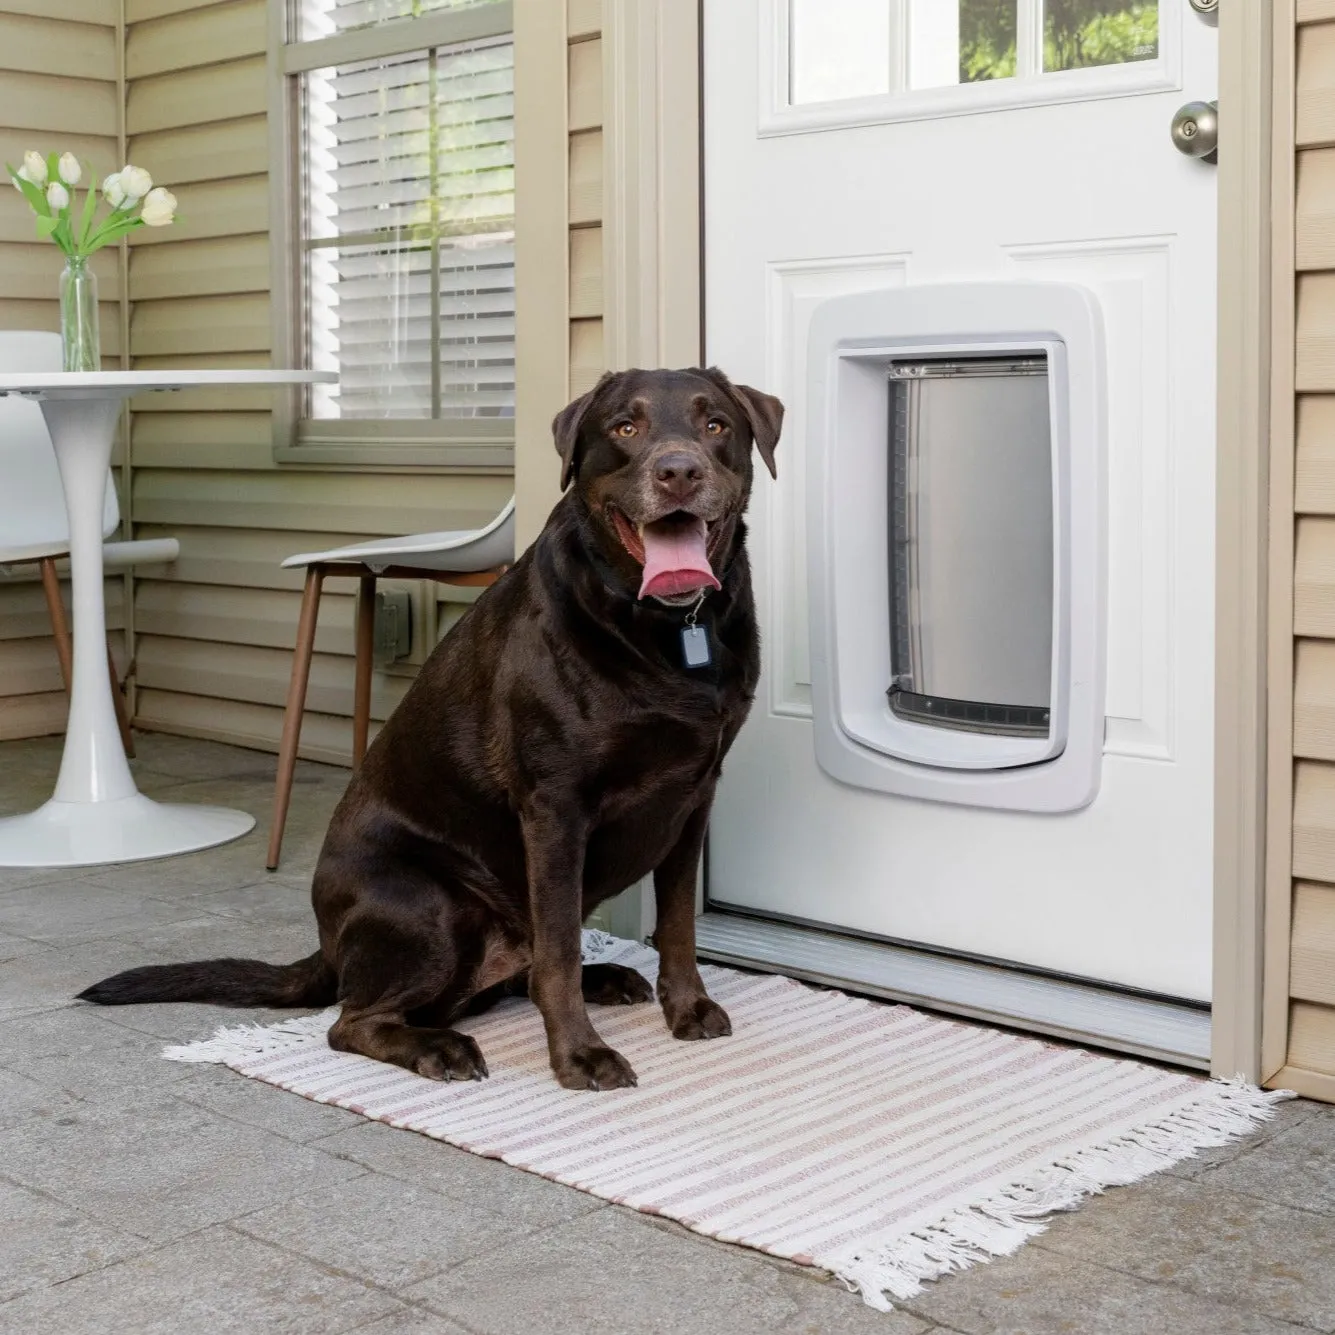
[959,1,1158,82]
[1043,1,1158,72]
[960,0,1017,83]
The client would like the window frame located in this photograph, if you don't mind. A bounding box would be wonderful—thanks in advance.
[267,0,516,467]
[765,0,1181,139]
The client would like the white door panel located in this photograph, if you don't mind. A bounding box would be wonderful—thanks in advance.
[705,0,1218,1001]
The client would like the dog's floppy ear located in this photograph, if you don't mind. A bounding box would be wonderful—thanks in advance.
[702,367,784,480]
[552,373,614,491]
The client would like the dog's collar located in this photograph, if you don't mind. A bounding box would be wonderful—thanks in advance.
[654,588,710,616]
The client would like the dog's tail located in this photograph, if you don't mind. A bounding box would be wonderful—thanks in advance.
[77,950,337,1009]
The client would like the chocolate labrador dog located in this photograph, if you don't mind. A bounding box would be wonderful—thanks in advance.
[80,367,782,1091]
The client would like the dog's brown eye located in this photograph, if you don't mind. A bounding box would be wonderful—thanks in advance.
[614,422,637,438]
[705,419,726,435]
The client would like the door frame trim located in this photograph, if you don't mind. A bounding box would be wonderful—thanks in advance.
[1260,3,1296,1086]
[619,0,1275,1081]
[1213,0,1280,1082]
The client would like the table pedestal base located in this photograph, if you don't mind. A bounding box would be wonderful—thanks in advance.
[0,793,256,868]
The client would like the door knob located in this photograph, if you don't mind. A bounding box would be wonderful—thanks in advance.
[1171,100,1218,162]
[1188,0,1217,13]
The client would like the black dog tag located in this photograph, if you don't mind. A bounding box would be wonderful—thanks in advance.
[681,624,712,669]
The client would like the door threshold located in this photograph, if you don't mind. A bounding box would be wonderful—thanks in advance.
[693,912,1211,1069]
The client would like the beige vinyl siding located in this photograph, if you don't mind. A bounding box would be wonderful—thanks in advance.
[1285,10,1335,1092]
[567,18,604,401]
[1291,881,1335,1004]
[513,0,604,546]
[124,0,510,765]
[0,4,125,741]
[564,0,600,428]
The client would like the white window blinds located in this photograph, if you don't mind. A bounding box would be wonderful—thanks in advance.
[299,0,497,42]
[300,31,515,423]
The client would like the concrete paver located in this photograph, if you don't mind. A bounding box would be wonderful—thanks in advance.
[0,733,1331,1334]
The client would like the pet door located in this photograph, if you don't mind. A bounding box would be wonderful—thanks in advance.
[804,281,1107,813]
[887,356,1053,740]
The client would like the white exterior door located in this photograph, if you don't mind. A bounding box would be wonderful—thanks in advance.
[705,0,1219,1003]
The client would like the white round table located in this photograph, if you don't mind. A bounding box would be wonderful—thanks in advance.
[0,370,335,868]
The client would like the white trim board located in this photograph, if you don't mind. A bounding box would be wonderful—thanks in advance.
[693,912,1212,1069]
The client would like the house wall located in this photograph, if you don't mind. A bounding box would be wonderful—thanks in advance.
[0,0,585,765]
[513,0,604,550]
[0,0,127,742]
[120,0,512,765]
[567,1,605,403]
[1280,3,1335,1100]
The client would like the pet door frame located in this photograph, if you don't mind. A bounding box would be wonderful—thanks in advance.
[805,282,1107,813]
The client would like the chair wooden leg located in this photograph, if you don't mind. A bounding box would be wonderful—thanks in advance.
[106,641,135,759]
[39,558,73,692]
[268,566,324,872]
[352,574,376,769]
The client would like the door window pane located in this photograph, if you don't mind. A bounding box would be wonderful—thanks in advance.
[790,0,891,104]
[788,0,1159,105]
[1042,0,1158,72]
[959,0,1018,83]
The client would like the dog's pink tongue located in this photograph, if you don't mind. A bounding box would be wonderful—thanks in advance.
[638,517,721,600]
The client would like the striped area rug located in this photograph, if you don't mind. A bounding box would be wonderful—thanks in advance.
[165,931,1289,1310]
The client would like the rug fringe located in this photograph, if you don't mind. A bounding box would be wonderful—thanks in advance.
[162,1007,338,1064]
[829,1076,1295,1312]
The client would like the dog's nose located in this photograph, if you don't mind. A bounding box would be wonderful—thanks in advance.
[653,452,705,502]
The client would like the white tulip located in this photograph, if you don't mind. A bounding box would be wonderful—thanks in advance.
[22,150,47,186]
[46,182,70,211]
[57,153,81,187]
[119,164,152,202]
[102,172,127,209]
[140,186,177,227]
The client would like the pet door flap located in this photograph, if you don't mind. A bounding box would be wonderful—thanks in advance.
[887,356,1053,738]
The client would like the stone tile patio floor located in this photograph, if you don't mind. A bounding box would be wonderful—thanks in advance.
[0,732,1333,1335]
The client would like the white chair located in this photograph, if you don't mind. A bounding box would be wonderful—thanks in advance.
[0,331,179,758]
[266,496,515,869]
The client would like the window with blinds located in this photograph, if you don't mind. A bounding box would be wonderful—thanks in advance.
[284,0,515,457]
[299,0,499,40]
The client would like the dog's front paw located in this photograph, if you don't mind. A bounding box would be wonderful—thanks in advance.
[664,995,732,1041]
[554,1044,638,1091]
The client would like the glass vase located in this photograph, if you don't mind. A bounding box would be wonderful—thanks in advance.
[59,255,100,372]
